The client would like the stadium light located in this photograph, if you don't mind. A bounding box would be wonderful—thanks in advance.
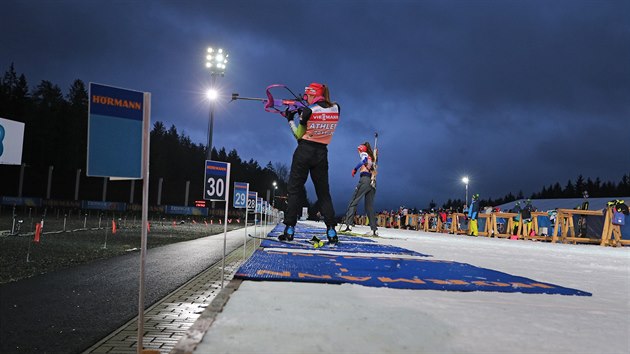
[204,47,228,160]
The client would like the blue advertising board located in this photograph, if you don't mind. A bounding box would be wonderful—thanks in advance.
[81,200,127,212]
[204,160,230,201]
[0,196,42,207]
[164,205,208,216]
[233,182,248,208]
[87,83,145,178]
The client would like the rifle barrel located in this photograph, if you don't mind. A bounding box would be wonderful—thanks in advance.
[231,93,266,102]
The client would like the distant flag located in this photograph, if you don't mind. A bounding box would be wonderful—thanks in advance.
[219,219,222,225]
[210,220,214,225]
[112,220,117,234]
[237,218,240,223]
[34,223,41,243]
[147,222,151,233]
[228,219,232,224]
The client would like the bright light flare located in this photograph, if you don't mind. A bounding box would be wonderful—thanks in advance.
[206,89,219,101]
[462,176,469,185]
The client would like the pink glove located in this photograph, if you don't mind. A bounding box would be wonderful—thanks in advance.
[352,169,357,177]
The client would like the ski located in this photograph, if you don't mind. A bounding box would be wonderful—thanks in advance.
[338,231,380,238]
[248,234,328,248]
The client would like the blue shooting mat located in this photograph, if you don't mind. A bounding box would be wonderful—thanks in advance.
[235,250,591,296]
[268,223,377,242]
[262,223,421,255]
[258,238,429,256]
[266,231,377,243]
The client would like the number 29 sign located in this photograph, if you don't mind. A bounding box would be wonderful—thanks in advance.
[204,160,231,201]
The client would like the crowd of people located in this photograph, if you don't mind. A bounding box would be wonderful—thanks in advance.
[349,198,542,237]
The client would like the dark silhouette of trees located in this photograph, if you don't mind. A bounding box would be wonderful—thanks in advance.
[0,64,287,211]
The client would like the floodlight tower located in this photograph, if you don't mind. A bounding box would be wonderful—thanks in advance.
[205,47,228,160]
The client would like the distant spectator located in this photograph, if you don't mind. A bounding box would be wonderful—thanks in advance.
[521,199,536,236]
[467,194,480,236]
[510,201,522,235]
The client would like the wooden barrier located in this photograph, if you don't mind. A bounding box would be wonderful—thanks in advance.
[477,214,491,236]
[426,213,438,232]
[488,212,518,238]
[451,213,492,236]
[372,208,626,247]
[515,211,552,241]
[600,207,628,247]
[552,208,604,244]
[377,214,387,228]
[405,214,419,230]
[448,213,465,235]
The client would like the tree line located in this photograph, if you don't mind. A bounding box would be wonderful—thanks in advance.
[0,64,289,210]
[437,174,630,212]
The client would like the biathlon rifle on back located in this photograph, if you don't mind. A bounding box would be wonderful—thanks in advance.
[231,84,309,131]
[371,132,378,189]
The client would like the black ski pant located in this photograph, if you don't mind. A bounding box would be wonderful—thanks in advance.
[284,140,336,228]
[343,175,377,231]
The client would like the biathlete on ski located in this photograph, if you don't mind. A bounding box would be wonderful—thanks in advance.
[280,83,340,244]
[340,142,378,236]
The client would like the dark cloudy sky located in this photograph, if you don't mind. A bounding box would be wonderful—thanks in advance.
[1,0,629,212]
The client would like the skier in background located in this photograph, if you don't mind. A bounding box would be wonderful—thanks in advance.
[340,142,378,236]
[511,201,522,235]
[467,194,480,236]
[281,83,340,244]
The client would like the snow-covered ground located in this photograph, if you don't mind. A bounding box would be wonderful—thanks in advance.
[194,221,630,353]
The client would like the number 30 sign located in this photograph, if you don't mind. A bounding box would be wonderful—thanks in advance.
[204,160,231,201]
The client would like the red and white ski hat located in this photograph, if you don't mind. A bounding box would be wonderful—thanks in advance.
[304,82,324,96]
[357,144,368,152]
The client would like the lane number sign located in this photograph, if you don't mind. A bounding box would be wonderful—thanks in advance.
[204,160,230,201]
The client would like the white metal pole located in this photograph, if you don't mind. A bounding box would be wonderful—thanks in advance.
[137,92,151,354]
[465,184,468,210]
[243,184,249,260]
[221,164,231,288]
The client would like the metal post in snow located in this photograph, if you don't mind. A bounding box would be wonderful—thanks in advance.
[137,92,151,354]
[221,165,231,288]
[243,184,249,260]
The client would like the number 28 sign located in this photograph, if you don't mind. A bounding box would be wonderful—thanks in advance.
[204,160,231,201]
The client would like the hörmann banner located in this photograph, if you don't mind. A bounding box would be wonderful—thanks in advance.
[87,83,144,178]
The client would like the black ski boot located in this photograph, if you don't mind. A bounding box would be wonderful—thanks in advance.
[326,227,338,245]
[279,225,295,241]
